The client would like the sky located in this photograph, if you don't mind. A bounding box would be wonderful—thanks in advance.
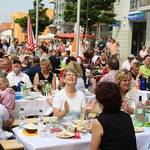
[0,0,53,23]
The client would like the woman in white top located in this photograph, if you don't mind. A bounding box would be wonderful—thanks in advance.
[139,45,147,59]
[53,68,86,119]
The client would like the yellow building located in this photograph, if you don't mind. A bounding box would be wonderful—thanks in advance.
[11,12,27,43]
[11,8,54,43]
[42,8,54,35]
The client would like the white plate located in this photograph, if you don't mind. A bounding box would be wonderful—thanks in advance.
[23,123,38,131]
[134,127,144,133]
[56,131,75,139]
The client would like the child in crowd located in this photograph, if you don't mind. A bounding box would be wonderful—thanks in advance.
[0,76,15,119]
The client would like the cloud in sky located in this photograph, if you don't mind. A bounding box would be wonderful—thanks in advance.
[0,0,51,23]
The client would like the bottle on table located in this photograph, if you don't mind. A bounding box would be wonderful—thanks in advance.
[134,96,145,127]
[18,81,23,92]
[37,109,44,137]
[147,76,150,91]
[80,107,85,121]
[21,83,27,97]
[45,83,51,96]
[19,108,25,128]
[139,75,147,90]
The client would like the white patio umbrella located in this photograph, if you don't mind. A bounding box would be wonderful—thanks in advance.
[38,33,55,39]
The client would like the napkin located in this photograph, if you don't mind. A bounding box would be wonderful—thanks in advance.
[74,132,81,139]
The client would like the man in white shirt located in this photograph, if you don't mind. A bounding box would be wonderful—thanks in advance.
[122,54,135,71]
[6,60,32,90]
[7,38,19,55]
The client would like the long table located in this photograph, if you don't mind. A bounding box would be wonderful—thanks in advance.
[13,127,150,150]
[13,127,91,150]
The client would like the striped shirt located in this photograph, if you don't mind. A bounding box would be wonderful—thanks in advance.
[0,88,15,114]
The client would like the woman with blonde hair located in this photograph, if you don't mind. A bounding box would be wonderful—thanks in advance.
[34,58,56,92]
[66,61,85,92]
[115,69,134,114]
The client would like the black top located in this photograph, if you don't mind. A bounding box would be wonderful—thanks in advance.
[38,72,53,84]
[49,55,61,74]
[26,64,41,83]
[97,111,137,150]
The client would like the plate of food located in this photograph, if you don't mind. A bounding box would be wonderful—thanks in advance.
[56,131,75,139]
[134,127,144,133]
[23,123,38,133]
[73,119,86,125]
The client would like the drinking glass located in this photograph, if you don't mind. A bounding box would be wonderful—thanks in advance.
[49,116,58,128]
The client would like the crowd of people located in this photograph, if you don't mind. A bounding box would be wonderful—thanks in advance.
[1,36,150,149]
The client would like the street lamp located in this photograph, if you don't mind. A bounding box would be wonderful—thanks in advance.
[76,0,81,56]
[35,0,39,46]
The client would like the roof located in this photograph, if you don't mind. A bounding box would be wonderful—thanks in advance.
[0,23,11,31]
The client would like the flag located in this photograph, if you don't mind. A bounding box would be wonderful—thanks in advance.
[72,32,84,57]
[26,16,36,51]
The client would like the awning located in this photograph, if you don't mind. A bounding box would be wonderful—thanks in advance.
[38,33,55,39]
[128,11,145,21]
[56,32,96,39]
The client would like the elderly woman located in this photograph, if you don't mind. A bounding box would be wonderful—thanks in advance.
[115,69,134,114]
[53,68,86,119]
[91,82,137,150]
[33,59,56,92]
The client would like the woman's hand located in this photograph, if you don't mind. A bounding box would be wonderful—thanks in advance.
[85,101,97,112]
[64,101,70,114]
[121,101,134,114]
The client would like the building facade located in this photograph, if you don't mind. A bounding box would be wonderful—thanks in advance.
[49,0,74,33]
[11,12,27,43]
[0,23,12,42]
[49,0,65,32]
[113,0,150,61]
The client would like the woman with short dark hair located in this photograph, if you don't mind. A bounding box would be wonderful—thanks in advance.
[91,82,137,150]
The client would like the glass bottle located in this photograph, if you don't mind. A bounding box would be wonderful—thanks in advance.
[19,108,25,128]
[139,75,147,90]
[21,83,27,97]
[147,76,150,91]
[37,109,44,137]
[134,96,145,127]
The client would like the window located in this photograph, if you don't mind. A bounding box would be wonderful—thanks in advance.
[130,0,138,9]
[139,0,150,7]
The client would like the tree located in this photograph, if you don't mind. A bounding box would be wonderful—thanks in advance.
[15,0,53,35]
[64,0,116,33]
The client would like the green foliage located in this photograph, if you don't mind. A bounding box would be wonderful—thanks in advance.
[64,0,116,28]
[15,0,53,35]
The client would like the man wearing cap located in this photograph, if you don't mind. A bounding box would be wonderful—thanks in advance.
[122,54,135,71]
[6,60,32,90]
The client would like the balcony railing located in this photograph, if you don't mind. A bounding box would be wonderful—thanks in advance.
[130,0,150,10]
[139,0,150,7]
[130,0,138,9]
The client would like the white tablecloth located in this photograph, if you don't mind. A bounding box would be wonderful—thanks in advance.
[13,127,91,150]
[13,96,53,118]
[136,127,150,150]
[13,127,150,150]
[135,90,150,103]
